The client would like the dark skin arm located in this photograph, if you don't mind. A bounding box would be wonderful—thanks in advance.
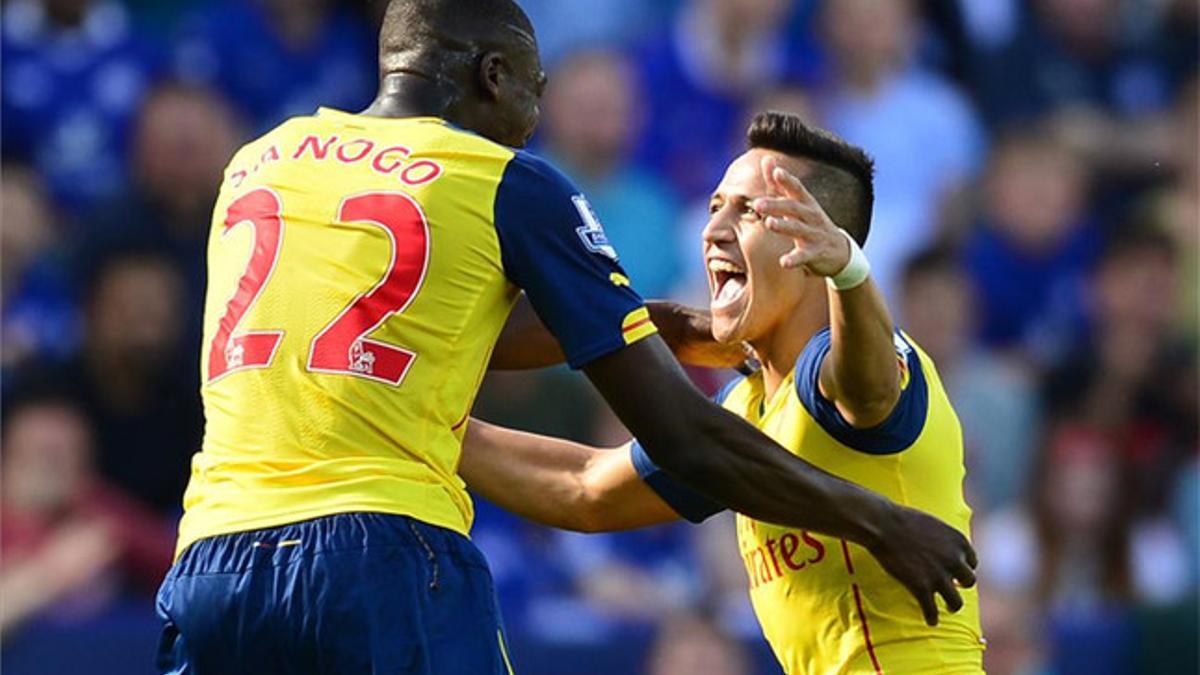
[580,336,977,626]
[490,296,746,370]
[482,298,975,624]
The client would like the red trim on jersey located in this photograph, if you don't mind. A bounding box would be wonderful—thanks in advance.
[622,317,653,333]
[451,411,470,431]
[842,541,883,673]
[852,582,885,674]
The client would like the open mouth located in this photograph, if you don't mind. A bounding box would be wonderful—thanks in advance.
[708,258,748,309]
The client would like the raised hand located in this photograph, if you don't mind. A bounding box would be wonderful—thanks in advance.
[752,155,852,277]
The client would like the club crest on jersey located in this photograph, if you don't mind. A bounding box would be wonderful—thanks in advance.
[349,340,376,375]
[572,195,618,261]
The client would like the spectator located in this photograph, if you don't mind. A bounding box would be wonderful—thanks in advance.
[519,0,670,66]
[82,83,243,342]
[977,585,1049,675]
[690,512,760,639]
[817,0,986,298]
[468,497,580,640]
[899,248,1041,512]
[1045,231,1196,518]
[962,128,1100,358]
[124,0,200,32]
[977,426,1140,674]
[1,0,164,213]
[1,0,1195,669]
[540,50,682,298]
[635,0,812,198]
[0,393,175,637]
[553,524,702,627]
[979,229,1196,668]
[174,0,375,131]
[1133,77,1199,342]
[14,251,202,514]
[1156,0,1200,91]
[2,166,80,371]
[646,613,750,675]
[974,0,1181,127]
[471,369,617,637]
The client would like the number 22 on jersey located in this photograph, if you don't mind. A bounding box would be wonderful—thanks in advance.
[206,188,429,386]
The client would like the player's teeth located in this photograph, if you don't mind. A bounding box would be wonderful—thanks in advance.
[708,260,744,274]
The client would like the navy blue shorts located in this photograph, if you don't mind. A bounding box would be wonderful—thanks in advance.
[155,512,515,675]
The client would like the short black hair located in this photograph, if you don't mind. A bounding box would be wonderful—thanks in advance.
[0,375,86,431]
[747,111,875,245]
[1097,227,1177,270]
[379,0,535,73]
[900,246,964,290]
[75,245,177,308]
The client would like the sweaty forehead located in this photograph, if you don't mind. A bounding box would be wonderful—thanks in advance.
[714,149,815,199]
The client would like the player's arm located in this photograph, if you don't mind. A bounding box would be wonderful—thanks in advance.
[494,152,974,625]
[460,419,680,532]
[753,156,901,427]
[583,338,973,625]
[490,295,744,370]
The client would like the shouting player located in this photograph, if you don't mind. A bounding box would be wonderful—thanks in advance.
[156,1,975,672]
[462,112,985,674]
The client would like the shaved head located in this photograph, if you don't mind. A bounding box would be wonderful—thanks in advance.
[373,0,545,147]
[380,0,536,75]
[747,112,875,245]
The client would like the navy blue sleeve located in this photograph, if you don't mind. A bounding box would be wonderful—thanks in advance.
[494,151,653,369]
[630,441,726,524]
[794,328,929,454]
[627,377,742,523]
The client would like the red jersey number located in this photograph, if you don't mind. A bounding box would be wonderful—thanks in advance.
[206,190,429,386]
[307,192,429,385]
[207,188,285,382]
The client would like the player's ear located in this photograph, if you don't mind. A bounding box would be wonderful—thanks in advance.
[477,52,505,102]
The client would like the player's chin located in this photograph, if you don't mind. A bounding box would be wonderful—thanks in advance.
[710,303,751,345]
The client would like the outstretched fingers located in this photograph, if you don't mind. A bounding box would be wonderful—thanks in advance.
[760,155,816,204]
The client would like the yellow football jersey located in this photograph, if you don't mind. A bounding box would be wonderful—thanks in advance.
[176,109,656,556]
[633,329,984,674]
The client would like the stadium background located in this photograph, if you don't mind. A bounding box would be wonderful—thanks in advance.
[1,0,1196,673]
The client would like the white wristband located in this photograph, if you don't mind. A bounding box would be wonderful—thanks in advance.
[826,229,871,291]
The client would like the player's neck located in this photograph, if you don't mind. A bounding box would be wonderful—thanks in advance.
[361,73,459,120]
[752,294,829,400]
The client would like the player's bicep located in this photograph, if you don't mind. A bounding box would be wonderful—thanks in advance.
[581,444,684,531]
[494,152,656,369]
[797,329,929,454]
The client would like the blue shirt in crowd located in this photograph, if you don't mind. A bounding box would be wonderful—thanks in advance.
[173,1,376,132]
[2,0,164,213]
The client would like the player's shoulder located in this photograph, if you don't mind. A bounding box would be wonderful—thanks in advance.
[493,150,600,241]
[497,149,581,198]
[792,326,933,455]
[893,329,951,398]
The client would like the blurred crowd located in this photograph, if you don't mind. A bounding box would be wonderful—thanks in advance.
[1,0,1196,673]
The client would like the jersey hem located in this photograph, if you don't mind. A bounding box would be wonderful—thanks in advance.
[175,504,471,561]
